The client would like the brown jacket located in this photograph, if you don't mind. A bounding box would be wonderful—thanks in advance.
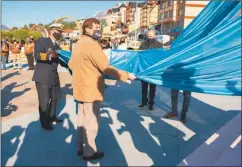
[24,42,35,54]
[10,43,21,54]
[68,35,129,102]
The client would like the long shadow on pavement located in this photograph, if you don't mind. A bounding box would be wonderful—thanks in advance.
[1,82,30,117]
[103,80,240,166]
[1,80,239,166]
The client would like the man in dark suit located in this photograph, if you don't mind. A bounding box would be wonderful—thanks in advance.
[32,23,68,130]
[138,30,163,110]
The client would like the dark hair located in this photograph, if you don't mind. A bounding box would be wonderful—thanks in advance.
[119,37,125,45]
[82,18,100,34]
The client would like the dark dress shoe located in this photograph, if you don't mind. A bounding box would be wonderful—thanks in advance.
[149,105,154,110]
[51,117,63,123]
[139,104,147,108]
[77,150,83,156]
[164,112,178,118]
[83,152,104,161]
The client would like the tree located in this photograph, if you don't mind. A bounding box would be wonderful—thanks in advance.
[11,30,28,41]
[1,31,13,40]
[28,31,43,40]
[44,24,50,31]
[22,25,29,30]
[11,27,18,30]
[28,24,35,29]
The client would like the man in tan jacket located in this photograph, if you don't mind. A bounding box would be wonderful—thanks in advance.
[68,18,136,161]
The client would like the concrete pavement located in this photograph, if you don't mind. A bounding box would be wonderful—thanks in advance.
[1,75,241,166]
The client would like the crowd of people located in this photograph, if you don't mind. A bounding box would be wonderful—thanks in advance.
[1,17,192,161]
[1,36,35,70]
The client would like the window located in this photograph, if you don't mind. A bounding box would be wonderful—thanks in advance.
[165,2,168,8]
[169,10,173,18]
[164,12,168,18]
[169,22,173,29]
[179,9,183,16]
[168,0,173,6]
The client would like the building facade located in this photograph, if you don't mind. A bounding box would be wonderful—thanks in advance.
[140,0,160,28]
[159,0,208,37]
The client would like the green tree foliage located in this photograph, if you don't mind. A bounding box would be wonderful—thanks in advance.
[11,27,18,30]
[28,24,35,28]
[28,31,43,40]
[11,30,28,41]
[61,21,77,30]
[22,25,29,30]
[1,31,13,40]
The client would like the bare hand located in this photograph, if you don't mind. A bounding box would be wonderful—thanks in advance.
[128,73,136,80]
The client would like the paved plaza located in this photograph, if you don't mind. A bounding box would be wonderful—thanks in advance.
[1,66,241,166]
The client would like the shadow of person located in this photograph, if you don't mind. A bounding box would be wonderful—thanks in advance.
[1,82,30,117]
[160,63,202,120]
[1,126,25,166]
[149,95,240,165]
[226,80,241,96]
[1,71,21,82]
[56,83,72,116]
[161,63,200,93]
[153,63,241,163]
[103,80,172,166]
[93,107,128,166]
[13,112,87,166]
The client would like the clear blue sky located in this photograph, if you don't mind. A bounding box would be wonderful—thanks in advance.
[2,1,123,28]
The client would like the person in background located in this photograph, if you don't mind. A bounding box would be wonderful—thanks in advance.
[68,18,136,161]
[100,39,112,60]
[1,40,8,70]
[30,36,36,44]
[163,41,191,123]
[117,37,127,50]
[10,38,22,70]
[4,37,10,63]
[138,30,163,110]
[32,23,68,131]
[70,38,78,52]
[24,36,35,70]
[112,38,119,50]
[164,90,191,123]
[104,37,112,49]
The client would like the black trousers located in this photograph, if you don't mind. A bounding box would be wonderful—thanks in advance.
[26,53,34,69]
[141,81,156,105]
[35,82,61,127]
[6,52,9,63]
[171,89,191,114]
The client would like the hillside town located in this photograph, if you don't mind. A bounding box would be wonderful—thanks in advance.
[2,0,209,50]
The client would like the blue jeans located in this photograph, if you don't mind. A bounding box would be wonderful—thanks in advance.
[1,56,7,69]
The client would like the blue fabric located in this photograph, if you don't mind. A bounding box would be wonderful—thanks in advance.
[58,1,241,96]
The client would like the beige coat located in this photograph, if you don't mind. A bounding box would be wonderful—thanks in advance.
[68,35,129,102]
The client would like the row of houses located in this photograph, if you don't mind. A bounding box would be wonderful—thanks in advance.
[89,0,208,38]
